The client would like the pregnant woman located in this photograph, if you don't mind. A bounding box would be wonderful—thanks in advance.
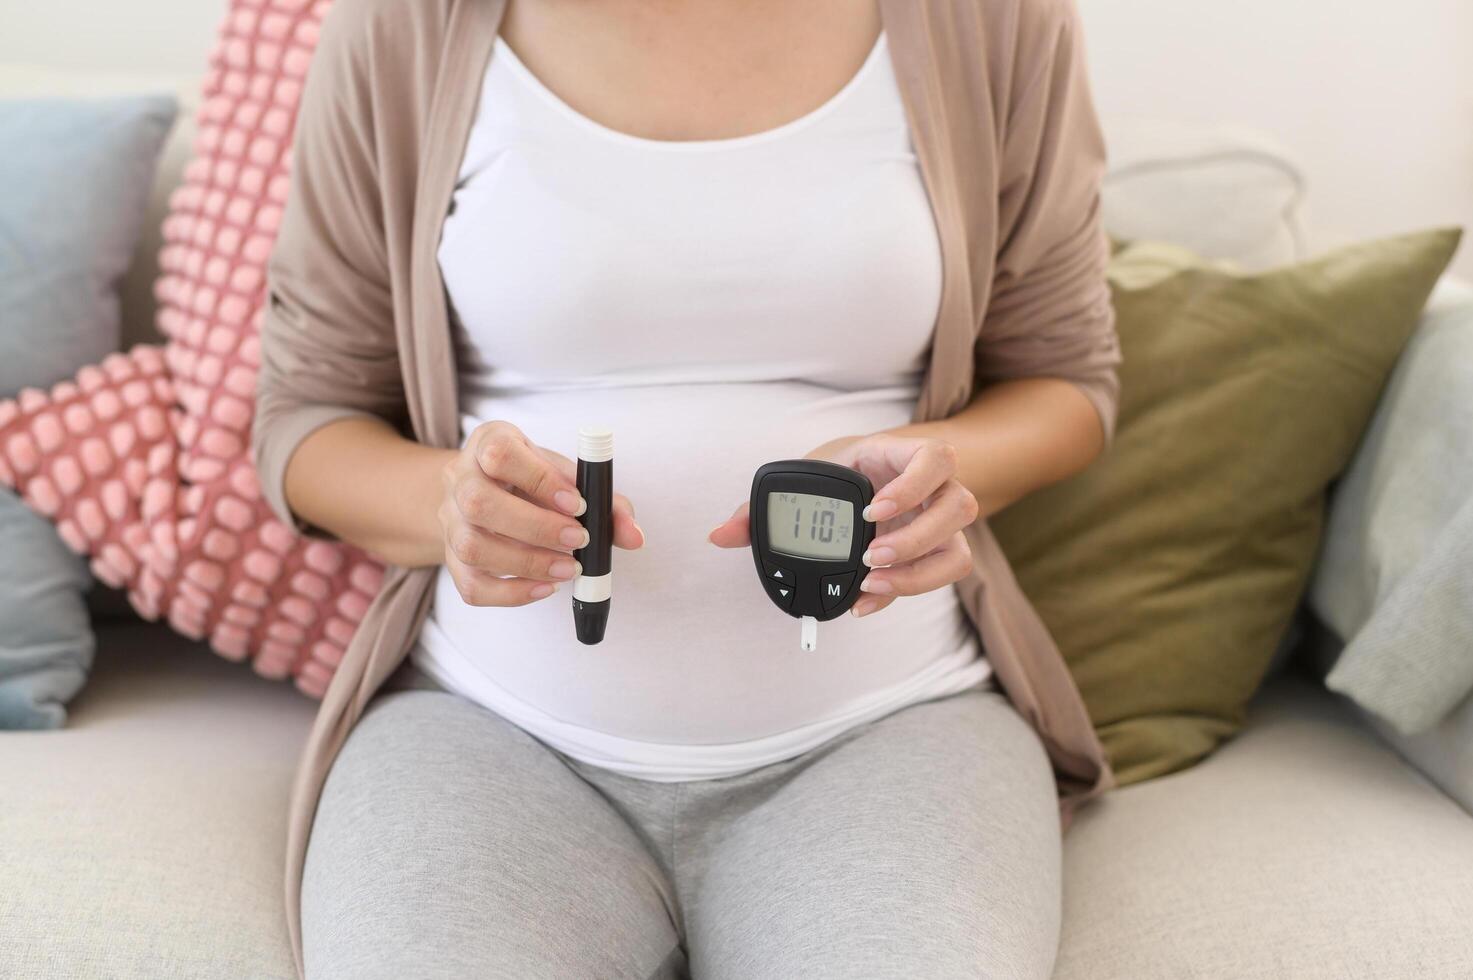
[253,0,1121,977]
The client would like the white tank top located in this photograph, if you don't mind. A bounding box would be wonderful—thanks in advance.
[412,31,993,781]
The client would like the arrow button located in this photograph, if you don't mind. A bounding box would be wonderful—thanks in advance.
[764,575,796,611]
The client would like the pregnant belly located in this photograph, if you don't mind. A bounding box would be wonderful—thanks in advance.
[421,381,980,744]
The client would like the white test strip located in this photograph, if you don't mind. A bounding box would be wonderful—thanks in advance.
[800,615,818,652]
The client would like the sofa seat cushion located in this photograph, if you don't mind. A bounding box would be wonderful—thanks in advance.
[1056,671,1473,979]
[6,628,1471,979]
[0,619,314,980]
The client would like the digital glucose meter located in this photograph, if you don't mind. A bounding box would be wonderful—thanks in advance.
[749,460,876,651]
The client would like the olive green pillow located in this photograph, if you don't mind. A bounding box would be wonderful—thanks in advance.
[991,228,1462,787]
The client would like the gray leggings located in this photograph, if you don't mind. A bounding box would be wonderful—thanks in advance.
[301,667,1061,980]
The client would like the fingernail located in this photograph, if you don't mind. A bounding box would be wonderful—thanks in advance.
[561,526,590,549]
[634,522,646,546]
[554,490,585,516]
[860,577,892,594]
[864,499,898,522]
[852,599,876,617]
[862,547,895,568]
[549,559,579,580]
[530,583,556,599]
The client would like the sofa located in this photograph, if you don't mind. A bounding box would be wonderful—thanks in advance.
[4,37,1473,980]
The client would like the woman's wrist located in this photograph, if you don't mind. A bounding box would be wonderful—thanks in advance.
[284,417,457,568]
[886,378,1105,517]
[878,418,1011,517]
[391,441,461,568]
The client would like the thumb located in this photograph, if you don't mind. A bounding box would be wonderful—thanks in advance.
[708,502,751,549]
[612,494,645,550]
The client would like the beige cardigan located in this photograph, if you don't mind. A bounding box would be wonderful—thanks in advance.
[253,0,1121,972]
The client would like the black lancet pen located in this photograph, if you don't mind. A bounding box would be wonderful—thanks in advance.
[572,426,613,644]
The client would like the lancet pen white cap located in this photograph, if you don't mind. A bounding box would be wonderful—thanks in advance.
[578,426,613,462]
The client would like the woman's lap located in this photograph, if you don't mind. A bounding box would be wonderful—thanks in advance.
[301,676,1060,980]
[665,682,1062,980]
[300,689,685,980]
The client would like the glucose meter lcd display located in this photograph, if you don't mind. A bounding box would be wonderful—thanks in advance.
[767,492,854,561]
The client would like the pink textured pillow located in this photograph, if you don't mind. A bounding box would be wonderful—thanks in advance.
[0,0,379,698]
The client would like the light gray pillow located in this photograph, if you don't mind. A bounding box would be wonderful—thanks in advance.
[1309,278,1473,736]
[1363,687,1473,816]
[0,95,176,728]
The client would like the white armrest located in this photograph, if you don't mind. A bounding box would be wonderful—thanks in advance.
[1101,117,1307,271]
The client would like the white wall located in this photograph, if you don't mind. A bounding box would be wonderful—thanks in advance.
[3,0,1469,277]
[1081,0,1473,278]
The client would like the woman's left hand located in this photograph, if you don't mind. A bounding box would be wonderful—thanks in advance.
[708,433,979,618]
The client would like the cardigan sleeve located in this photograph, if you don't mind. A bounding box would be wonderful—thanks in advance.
[250,0,407,540]
[976,0,1122,443]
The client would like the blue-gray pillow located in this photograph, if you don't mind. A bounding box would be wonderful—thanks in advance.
[0,503,93,729]
[0,95,176,728]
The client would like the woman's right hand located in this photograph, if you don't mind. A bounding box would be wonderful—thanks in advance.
[438,421,641,606]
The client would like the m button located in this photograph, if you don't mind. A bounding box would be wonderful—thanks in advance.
[819,571,856,612]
